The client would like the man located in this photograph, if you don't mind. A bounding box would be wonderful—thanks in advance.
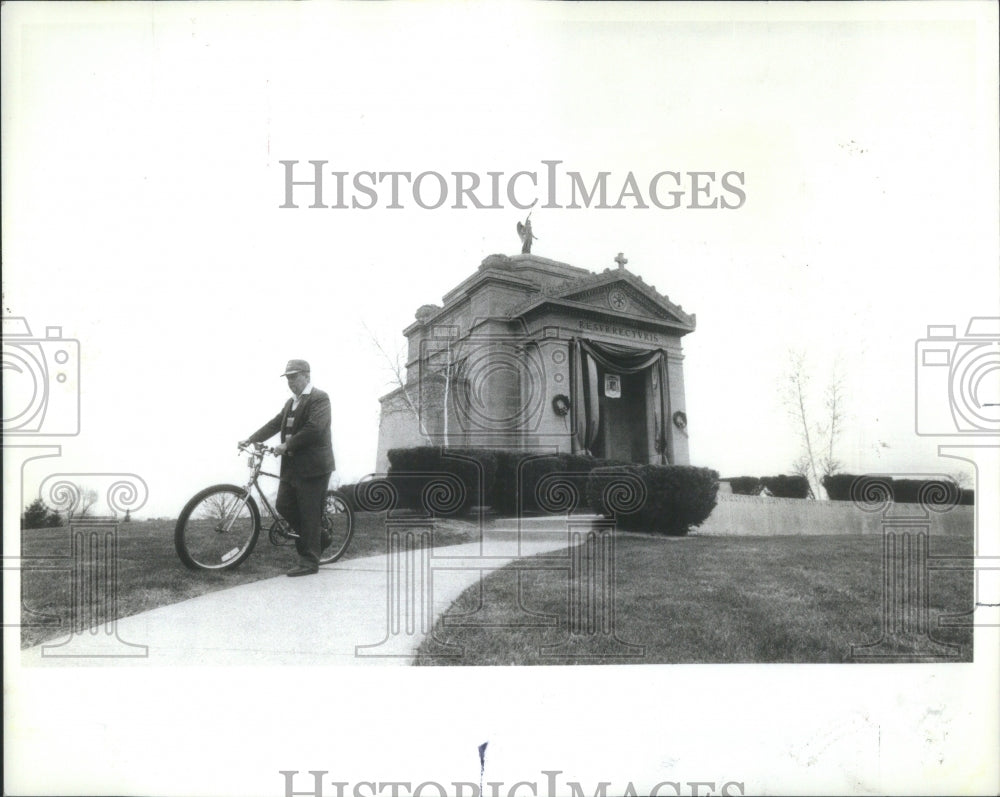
[239,359,336,576]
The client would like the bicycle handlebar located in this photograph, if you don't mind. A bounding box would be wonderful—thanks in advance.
[238,442,279,457]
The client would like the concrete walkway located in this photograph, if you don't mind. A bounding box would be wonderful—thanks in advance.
[20,517,588,667]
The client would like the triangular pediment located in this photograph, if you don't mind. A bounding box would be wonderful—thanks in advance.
[519,269,695,331]
[560,281,670,319]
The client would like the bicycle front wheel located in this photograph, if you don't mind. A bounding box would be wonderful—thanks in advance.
[319,490,354,565]
[175,485,261,571]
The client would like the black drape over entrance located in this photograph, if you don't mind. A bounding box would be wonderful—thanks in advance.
[569,338,673,464]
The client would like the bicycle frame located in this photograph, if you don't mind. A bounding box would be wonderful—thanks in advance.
[237,444,290,536]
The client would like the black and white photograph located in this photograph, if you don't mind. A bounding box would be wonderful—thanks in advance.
[3,2,998,795]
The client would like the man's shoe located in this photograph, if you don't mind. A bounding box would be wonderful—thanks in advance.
[286,565,319,577]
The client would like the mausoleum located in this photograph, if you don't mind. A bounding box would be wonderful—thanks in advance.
[375,252,695,472]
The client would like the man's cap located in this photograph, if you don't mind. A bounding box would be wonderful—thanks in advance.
[280,359,310,377]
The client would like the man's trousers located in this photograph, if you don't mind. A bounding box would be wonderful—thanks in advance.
[275,472,331,568]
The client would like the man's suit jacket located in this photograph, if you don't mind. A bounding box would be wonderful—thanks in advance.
[247,388,336,480]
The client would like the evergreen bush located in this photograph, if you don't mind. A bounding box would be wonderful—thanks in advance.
[822,473,974,505]
[386,447,634,516]
[586,464,719,536]
[759,474,812,499]
[21,498,62,529]
[386,447,498,515]
[492,452,623,515]
[726,476,761,496]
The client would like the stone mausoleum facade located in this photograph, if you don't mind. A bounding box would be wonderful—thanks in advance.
[375,252,695,473]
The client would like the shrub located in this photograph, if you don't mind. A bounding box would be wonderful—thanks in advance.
[891,477,967,506]
[489,450,523,515]
[586,464,719,536]
[21,498,61,529]
[823,473,973,506]
[891,478,925,505]
[726,476,761,496]
[759,474,812,499]
[723,475,810,498]
[386,447,635,516]
[335,482,364,513]
[822,473,857,501]
[492,451,626,516]
[386,447,498,515]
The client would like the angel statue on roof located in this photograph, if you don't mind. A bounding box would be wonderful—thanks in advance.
[516,214,537,254]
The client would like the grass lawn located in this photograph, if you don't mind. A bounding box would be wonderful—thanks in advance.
[18,511,473,649]
[414,532,975,665]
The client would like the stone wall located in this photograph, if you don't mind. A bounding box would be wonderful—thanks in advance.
[374,391,428,474]
[696,493,974,536]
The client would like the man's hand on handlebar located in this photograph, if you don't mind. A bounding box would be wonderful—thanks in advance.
[237,440,284,456]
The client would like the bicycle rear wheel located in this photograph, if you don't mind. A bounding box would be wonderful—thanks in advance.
[319,490,353,565]
[175,485,261,571]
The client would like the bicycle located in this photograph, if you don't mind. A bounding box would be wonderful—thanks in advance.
[174,442,353,571]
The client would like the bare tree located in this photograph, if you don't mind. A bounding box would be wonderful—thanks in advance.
[819,357,846,479]
[72,487,100,519]
[364,321,423,423]
[782,350,847,500]
[783,350,822,498]
[950,470,974,489]
[202,492,239,523]
[790,455,815,499]
[364,320,451,446]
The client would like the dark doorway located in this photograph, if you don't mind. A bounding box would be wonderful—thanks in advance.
[593,368,648,463]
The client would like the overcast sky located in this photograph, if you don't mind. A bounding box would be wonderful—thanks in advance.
[4,2,998,518]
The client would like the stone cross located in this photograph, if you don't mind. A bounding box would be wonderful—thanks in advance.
[614,252,628,269]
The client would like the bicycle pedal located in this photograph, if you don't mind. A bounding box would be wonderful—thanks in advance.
[268,523,298,546]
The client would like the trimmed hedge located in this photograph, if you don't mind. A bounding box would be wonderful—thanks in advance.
[337,480,391,514]
[822,473,974,505]
[726,476,761,496]
[336,482,361,513]
[586,464,719,536]
[491,452,628,516]
[386,447,498,515]
[760,475,812,499]
[386,447,640,516]
[821,473,855,501]
[722,475,811,498]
